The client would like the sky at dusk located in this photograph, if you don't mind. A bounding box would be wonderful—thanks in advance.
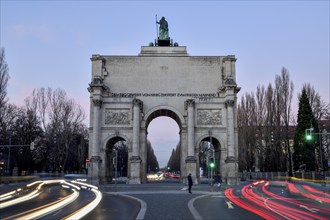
[1,1,329,167]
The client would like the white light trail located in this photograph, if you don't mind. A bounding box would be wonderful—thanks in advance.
[0,190,41,209]
[16,189,79,220]
[66,188,102,220]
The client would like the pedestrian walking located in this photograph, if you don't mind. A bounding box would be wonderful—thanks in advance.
[187,173,193,193]
[215,175,222,192]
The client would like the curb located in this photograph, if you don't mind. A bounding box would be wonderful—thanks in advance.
[105,192,147,220]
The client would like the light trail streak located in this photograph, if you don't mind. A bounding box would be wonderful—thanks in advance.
[3,189,79,220]
[15,189,79,220]
[262,182,330,216]
[226,181,330,220]
[246,185,323,220]
[63,181,102,220]
[1,179,101,220]
[224,187,278,219]
[242,185,308,219]
[0,188,22,202]
[287,182,330,204]
[0,190,41,209]
[301,185,330,198]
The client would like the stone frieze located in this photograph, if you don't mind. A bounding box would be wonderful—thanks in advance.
[105,109,130,125]
[197,109,222,125]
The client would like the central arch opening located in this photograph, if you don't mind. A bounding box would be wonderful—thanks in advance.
[145,108,181,182]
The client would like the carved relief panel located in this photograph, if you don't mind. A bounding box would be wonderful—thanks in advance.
[197,109,222,126]
[105,109,131,125]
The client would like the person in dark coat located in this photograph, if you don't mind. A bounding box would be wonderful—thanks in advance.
[187,173,193,193]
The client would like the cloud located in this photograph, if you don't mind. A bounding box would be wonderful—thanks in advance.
[12,23,56,42]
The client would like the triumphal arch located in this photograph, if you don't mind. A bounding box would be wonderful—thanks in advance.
[88,38,240,184]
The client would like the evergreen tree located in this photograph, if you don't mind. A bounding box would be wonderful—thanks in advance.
[293,88,319,171]
[146,141,159,172]
[167,142,180,171]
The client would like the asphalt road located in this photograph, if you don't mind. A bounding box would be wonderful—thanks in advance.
[82,193,140,220]
[1,179,329,220]
[195,193,263,220]
[0,180,97,220]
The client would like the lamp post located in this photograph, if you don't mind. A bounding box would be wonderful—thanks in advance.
[305,127,330,181]
[208,130,215,191]
[113,148,118,191]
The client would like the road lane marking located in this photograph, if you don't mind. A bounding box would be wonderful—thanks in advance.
[264,198,291,220]
[52,209,62,216]
[225,201,234,209]
[211,195,225,197]
[299,205,319,213]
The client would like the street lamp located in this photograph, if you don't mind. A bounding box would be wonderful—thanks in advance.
[0,142,36,175]
[305,127,330,181]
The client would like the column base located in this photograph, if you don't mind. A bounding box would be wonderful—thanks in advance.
[185,156,197,184]
[225,156,239,185]
[89,156,102,186]
[129,156,141,184]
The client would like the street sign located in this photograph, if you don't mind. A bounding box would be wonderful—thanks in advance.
[30,142,35,150]
[85,157,90,163]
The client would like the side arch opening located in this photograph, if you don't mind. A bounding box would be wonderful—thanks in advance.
[198,136,222,184]
[104,136,128,183]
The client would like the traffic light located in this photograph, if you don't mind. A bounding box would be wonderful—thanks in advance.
[209,157,215,168]
[305,128,313,141]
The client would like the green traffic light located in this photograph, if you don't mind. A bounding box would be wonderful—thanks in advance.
[210,163,215,168]
[306,135,312,141]
[305,128,313,141]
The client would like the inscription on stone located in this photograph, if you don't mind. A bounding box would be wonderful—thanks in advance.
[105,109,130,125]
[197,109,222,125]
[109,93,217,98]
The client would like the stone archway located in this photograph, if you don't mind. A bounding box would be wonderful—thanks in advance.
[197,136,224,183]
[88,45,240,185]
[142,106,184,181]
[99,135,130,184]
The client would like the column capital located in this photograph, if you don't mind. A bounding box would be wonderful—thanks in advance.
[132,98,143,112]
[90,55,104,62]
[225,100,235,108]
[222,55,237,62]
[184,99,195,110]
[93,99,103,107]
[88,76,110,93]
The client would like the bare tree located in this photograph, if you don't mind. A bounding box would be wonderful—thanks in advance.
[238,92,258,172]
[46,88,85,171]
[275,67,294,175]
[24,87,87,172]
[0,48,9,109]
[255,85,266,171]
